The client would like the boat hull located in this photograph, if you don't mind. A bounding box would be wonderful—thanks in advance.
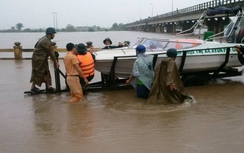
[95,53,241,78]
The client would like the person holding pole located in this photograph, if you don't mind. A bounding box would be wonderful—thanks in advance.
[30,27,59,93]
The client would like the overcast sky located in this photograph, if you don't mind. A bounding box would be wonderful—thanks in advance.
[0,0,210,30]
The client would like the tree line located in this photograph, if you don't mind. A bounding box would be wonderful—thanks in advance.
[0,22,125,32]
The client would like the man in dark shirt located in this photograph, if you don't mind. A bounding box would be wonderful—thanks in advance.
[235,45,244,64]
[102,38,123,49]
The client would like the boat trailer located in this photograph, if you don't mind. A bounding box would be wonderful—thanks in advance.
[24,46,242,95]
[178,47,242,86]
[74,46,243,89]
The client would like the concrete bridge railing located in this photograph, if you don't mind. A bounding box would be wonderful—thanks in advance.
[125,0,244,27]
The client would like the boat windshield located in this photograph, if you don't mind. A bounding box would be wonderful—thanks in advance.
[130,37,203,51]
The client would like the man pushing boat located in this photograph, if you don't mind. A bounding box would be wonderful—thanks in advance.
[147,48,193,105]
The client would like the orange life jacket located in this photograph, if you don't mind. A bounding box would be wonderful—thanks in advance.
[77,52,95,78]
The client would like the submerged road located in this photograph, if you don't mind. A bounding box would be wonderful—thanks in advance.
[0,60,244,153]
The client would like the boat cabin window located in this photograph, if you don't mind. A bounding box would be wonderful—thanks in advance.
[143,40,165,50]
[131,38,167,51]
[130,38,202,51]
[163,41,201,50]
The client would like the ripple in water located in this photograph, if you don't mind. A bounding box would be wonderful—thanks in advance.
[90,89,196,114]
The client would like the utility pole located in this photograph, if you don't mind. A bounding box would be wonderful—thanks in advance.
[138,10,141,19]
[53,12,58,30]
[55,12,58,30]
[53,12,56,29]
[150,3,153,17]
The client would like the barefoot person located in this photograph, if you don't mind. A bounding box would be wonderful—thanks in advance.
[63,43,88,103]
[30,27,60,93]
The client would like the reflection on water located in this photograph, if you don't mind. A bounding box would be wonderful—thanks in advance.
[0,60,244,153]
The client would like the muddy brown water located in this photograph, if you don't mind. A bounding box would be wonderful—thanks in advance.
[0,60,244,153]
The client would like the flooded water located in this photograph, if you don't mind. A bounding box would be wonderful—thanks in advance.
[0,31,176,49]
[0,31,244,152]
[1,59,244,153]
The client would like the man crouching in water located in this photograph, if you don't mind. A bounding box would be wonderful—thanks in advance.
[63,43,88,103]
[147,48,193,104]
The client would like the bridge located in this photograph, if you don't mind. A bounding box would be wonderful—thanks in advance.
[125,0,244,34]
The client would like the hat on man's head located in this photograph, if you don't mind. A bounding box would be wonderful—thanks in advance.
[103,38,112,45]
[66,43,75,51]
[46,27,56,35]
[76,43,87,55]
[123,41,130,46]
[166,48,177,58]
[136,45,146,54]
[86,41,93,45]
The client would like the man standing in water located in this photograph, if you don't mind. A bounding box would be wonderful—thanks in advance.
[76,43,95,90]
[30,27,60,93]
[63,43,88,103]
[126,45,154,98]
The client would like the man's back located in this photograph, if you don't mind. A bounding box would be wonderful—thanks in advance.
[63,52,79,76]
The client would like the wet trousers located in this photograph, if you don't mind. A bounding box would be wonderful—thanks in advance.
[66,76,83,101]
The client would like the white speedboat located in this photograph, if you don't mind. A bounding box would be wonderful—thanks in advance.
[93,9,244,86]
[94,38,242,77]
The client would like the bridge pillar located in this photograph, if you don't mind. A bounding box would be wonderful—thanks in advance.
[150,25,154,32]
[165,24,173,33]
[165,23,176,33]
[155,24,161,33]
[206,18,215,32]
[206,17,230,35]
[137,26,143,32]
[172,23,176,34]
[181,22,195,33]
[144,24,149,32]
[160,24,166,33]
[142,25,146,32]
[149,25,156,32]
[147,25,151,32]
[152,24,157,32]
[146,25,151,32]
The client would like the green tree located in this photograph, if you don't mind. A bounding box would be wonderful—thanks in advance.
[111,23,118,30]
[110,23,125,31]
[88,27,94,32]
[16,23,23,31]
[11,26,16,31]
[66,24,76,32]
[22,28,32,32]
[118,23,125,30]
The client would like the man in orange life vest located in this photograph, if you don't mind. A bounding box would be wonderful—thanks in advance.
[76,43,95,87]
